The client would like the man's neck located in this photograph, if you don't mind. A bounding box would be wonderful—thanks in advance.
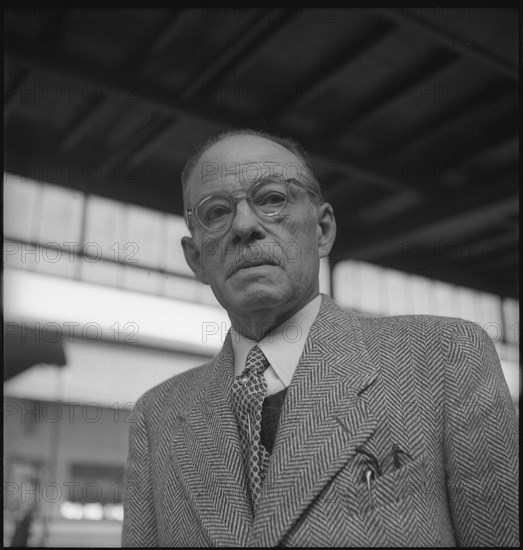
[229,292,320,341]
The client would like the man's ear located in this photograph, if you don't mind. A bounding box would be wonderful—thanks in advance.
[316,202,337,259]
[181,236,209,284]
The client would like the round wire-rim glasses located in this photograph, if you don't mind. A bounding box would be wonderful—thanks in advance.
[184,177,321,232]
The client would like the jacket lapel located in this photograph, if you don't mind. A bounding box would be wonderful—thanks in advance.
[250,296,379,547]
[171,333,253,547]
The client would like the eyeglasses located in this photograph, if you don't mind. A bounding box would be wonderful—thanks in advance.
[184,177,321,232]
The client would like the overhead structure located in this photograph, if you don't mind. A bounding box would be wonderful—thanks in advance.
[4,7,518,297]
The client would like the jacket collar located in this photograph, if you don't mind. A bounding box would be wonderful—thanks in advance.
[170,333,254,547]
[171,294,378,547]
[249,295,379,546]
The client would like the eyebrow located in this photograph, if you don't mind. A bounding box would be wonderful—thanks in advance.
[193,175,287,204]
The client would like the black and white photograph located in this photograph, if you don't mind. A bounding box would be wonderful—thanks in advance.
[3,5,519,547]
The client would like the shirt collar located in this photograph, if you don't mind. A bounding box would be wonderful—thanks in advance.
[230,295,322,389]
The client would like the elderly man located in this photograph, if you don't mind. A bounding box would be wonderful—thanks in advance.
[122,130,518,547]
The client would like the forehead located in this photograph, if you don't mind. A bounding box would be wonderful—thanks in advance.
[185,135,306,203]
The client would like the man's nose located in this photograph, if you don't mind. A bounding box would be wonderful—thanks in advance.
[229,199,265,242]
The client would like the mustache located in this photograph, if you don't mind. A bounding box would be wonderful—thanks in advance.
[226,247,284,277]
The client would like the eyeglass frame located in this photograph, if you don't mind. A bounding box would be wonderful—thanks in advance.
[184,177,322,232]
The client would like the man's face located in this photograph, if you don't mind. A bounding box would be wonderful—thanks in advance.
[181,135,336,326]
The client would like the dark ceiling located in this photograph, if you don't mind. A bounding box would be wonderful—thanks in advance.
[4,7,519,298]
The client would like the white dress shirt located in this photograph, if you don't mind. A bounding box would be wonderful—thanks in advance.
[231,295,322,395]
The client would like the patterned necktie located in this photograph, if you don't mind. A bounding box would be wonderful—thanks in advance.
[231,345,271,511]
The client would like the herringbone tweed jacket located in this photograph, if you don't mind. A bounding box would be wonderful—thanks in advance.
[122,295,519,547]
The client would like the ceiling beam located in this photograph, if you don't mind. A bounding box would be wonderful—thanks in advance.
[438,111,516,167]
[398,109,517,195]
[127,120,179,165]
[346,192,422,224]
[379,7,518,80]
[181,9,299,100]
[343,196,516,261]
[463,135,519,165]
[434,134,519,189]
[5,34,419,196]
[4,68,30,118]
[59,96,110,151]
[266,16,396,121]
[147,10,189,53]
[97,114,167,175]
[334,169,517,261]
[329,49,458,138]
[58,12,183,157]
[384,78,515,158]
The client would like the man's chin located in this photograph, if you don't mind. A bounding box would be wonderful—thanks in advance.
[227,284,283,310]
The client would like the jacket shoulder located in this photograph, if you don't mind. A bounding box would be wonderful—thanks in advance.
[132,358,212,426]
[320,294,487,346]
[354,310,499,379]
[357,310,484,339]
[321,294,480,334]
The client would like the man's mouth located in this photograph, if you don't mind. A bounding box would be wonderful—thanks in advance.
[230,258,278,276]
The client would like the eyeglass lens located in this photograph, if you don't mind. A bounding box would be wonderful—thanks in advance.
[197,179,289,230]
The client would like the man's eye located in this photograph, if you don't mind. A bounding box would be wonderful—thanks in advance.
[256,192,286,207]
[203,205,231,221]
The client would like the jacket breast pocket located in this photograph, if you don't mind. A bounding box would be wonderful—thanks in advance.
[327,453,427,518]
